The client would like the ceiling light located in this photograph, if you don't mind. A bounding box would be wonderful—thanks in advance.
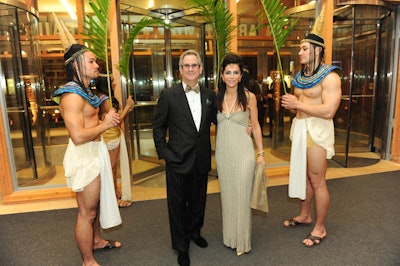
[60,0,77,20]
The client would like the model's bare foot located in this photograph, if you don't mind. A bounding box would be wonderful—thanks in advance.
[283,216,312,228]
[93,239,121,250]
[303,233,326,247]
[118,199,132,208]
[82,260,100,266]
[303,226,327,246]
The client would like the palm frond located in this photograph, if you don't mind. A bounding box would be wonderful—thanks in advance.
[81,0,111,62]
[257,0,298,94]
[187,0,236,89]
[81,0,112,106]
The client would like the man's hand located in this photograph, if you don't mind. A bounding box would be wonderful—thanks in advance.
[104,109,120,128]
[281,93,298,110]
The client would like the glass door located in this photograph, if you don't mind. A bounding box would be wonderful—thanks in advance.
[0,4,54,188]
[332,5,394,166]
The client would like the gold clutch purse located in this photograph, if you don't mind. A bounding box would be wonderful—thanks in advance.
[250,163,268,213]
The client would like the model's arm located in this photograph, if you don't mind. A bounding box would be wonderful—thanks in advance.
[60,93,120,145]
[119,96,135,121]
[248,92,265,165]
[282,72,341,119]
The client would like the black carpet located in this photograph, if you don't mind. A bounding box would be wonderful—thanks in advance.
[1,171,400,266]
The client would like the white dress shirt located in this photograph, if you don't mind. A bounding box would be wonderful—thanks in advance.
[183,82,202,131]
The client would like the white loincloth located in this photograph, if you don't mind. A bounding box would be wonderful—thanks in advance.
[288,117,335,200]
[63,138,122,229]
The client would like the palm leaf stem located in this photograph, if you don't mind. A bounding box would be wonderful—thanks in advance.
[258,0,298,94]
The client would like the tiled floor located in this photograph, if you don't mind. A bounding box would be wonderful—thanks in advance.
[1,149,399,215]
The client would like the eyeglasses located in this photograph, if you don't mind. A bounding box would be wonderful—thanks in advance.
[181,64,200,69]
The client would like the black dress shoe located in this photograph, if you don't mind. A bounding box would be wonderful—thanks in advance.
[178,251,190,266]
[191,236,208,248]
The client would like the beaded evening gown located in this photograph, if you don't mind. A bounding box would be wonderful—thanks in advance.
[215,109,255,254]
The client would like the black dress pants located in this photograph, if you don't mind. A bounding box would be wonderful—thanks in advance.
[166,164,208,252]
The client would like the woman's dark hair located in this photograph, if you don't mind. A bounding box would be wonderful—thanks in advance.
[95,76,120,111]
[242,66,250,90]
[217,53,248,112]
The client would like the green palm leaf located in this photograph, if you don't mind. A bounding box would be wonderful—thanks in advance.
[116,17,167,94]
[257,0,298,94]
[81,0,112,105]
[187,0,236,89]
[117,17,166,82]
[82,0,110,62]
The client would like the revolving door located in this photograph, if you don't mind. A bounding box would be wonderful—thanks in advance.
[0,2,54,188]
[331,4,394,166]
[120,6,211,179]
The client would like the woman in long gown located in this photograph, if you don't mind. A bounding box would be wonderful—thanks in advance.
[215,53,266,256]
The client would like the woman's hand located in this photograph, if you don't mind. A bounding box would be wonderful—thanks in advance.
[126,96,135,111]
[257,155,266,165]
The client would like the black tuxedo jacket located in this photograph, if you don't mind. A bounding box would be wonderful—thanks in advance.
[153,84,217,174]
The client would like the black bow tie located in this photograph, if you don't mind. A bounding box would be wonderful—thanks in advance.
[185,85,200,93]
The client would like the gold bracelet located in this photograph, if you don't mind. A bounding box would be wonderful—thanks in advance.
[258,154,264,157]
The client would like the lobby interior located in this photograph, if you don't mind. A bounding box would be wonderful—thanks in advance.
[1,0,400,215]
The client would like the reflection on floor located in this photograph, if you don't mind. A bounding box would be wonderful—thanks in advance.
[1,149,400,215]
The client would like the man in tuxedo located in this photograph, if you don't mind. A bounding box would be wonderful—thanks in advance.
[153,49,217,266]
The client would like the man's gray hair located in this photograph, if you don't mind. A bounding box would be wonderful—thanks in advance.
[179,49,203,67]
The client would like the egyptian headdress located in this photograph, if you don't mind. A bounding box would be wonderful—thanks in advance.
[293,5,341,89]
[51,14,100,107]
[301,5,326,48]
